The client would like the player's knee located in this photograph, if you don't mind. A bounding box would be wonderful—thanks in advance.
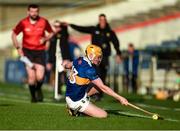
[28,77,36,84]
[36,73,44,81]
[36,72,44,80]
[36,77,44,82]
[98,111,108,118]
[102,111,108,118]
[28,79,36,85]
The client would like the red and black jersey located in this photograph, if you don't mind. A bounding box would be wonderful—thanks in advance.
[13,16,53,50]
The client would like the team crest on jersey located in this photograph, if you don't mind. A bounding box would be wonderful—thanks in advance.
[25,28,31,32]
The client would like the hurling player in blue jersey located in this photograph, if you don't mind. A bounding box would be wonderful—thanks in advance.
[62,44,128,118]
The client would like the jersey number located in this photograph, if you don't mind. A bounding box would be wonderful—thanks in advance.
[69,66,78,84]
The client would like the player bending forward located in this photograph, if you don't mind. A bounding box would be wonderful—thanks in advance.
[63,44,128,118]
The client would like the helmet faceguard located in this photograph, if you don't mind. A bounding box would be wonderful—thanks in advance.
[85,44,103,65]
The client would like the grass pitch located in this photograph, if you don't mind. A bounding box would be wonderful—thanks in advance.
[0,82,179,130]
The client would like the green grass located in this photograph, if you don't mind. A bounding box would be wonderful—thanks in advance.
[0,82,180,130]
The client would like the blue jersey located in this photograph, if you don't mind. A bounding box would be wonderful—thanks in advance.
[66,57,98,101]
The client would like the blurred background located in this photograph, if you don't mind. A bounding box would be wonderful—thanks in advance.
[0,0,180,101]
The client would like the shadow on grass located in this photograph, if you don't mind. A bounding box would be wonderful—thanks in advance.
[0,104,14,107]
[106,109,151,119]
[106,109,133,117]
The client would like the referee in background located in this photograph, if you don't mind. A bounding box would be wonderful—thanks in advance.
[11,4,54,102]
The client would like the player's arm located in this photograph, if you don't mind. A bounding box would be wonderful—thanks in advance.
[91,78,128,105]
[11,22,24,56]
[111,31,122,63]
[40,32,54,44]
[40,20,56,44]
[41,32,54,44]
[62,60,73,69]
[70,24,94,34]
[111,31,121,55]
[12,31,20,49]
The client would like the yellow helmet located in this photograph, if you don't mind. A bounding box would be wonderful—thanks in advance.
[85,44,102,64]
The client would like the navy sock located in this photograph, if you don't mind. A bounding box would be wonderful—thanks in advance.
[29,84,36,102]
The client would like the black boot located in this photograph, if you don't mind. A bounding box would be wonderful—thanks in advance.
[66,105,81,117]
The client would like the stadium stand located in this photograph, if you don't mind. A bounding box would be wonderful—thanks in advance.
[0,0,118,31]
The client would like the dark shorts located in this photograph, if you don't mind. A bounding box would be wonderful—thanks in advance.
[23,48,46,66]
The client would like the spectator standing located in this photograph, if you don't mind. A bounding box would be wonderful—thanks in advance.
[123,43,139,93]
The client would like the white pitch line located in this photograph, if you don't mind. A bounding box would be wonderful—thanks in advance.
[136,103,180,112]
[117,111,179,122]
[0,92,64,104]
[0,92,53,102]
[0,97,31,104]
[0,92,29,100]
[174,108,180,111]
[0,97,65,107]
